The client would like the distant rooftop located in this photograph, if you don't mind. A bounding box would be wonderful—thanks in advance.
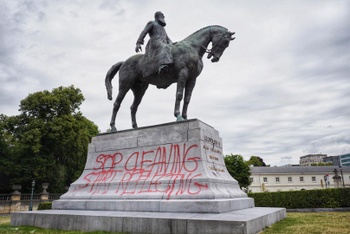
[251,166,350,174]
[300,154,327,159]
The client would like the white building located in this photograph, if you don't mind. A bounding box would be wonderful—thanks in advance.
[249,166,350,193]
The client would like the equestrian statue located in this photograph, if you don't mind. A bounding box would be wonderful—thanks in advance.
[105,11,235,131]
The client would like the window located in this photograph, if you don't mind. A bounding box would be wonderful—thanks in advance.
[263,177,267,183]
[312,176,316,182]
[288,177,292,182]
[275,177,280,183]
[250,177,253,183]
[300,176,304,182]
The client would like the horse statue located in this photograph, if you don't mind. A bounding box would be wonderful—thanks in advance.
[105,25,235,132]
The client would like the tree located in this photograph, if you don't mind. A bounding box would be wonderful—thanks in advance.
[311,162,333,166]
[224,154,251,189]
[247,156,269,167]
[0,86,99,193]
[0,114,18,192]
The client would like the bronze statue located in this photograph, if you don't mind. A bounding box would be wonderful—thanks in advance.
[106,24,235,132]
[136,11,173,76]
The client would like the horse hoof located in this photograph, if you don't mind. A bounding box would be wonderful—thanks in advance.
[176,116,185,121]
[110,126,117,133]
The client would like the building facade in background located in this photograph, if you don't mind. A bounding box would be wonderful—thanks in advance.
[323,156,340,166]
[249,166,350,193]
[340,153,350,166]
[299,154,327,166]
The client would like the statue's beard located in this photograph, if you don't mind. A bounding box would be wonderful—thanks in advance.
[157,18,166,27]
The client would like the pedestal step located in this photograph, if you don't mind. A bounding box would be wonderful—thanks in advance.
[53,197,254,213]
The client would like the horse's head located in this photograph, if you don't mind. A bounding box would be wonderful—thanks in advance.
[207,30,235,62]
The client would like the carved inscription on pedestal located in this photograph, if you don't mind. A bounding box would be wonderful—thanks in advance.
[203,135,225,175]
[204,135,221,148]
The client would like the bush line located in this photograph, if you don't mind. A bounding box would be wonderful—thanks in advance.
[37,202,52,210]
[248,188,350,209]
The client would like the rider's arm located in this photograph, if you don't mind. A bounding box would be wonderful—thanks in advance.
[135,21,153,52]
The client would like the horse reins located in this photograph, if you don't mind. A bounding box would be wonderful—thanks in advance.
[201,27,227,54]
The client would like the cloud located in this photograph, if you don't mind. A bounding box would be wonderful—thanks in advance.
[1,0,349,166]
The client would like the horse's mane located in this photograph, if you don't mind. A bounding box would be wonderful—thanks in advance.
[184,25,228,40]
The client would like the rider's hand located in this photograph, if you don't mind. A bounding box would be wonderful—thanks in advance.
[135,44,142,53]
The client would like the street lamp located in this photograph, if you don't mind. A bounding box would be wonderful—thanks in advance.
[339,166,345,188]
[29,180,35,211]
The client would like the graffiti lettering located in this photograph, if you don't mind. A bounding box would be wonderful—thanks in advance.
[75,153,123,194]
[75,143,208,199]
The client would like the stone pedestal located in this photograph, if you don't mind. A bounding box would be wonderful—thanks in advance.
[11,119,285,233]
[53,119,253,213]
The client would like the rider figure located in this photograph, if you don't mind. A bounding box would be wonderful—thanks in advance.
[135,11,173,77]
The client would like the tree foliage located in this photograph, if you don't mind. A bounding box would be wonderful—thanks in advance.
[311,162,333,166]
[224,154,251,189]
[247,156,268,167]
[0,86,99,193]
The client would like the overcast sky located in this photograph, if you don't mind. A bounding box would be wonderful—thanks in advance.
[1,0,349,166]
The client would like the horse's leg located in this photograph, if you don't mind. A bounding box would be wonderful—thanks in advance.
[110,87,129,132]
[130,83,149,128]
[182,78,197,120]
[174,69,188,121]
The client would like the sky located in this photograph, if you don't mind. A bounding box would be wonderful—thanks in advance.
[1,0,349,166]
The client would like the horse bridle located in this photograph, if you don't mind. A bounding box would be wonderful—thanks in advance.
[201,27,227,54]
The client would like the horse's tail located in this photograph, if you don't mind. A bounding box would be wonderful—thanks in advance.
[105,61,124,100]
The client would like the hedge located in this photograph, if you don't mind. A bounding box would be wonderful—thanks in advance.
[248,188,350,209]
[37,202,52,210]
[34,189,350,210]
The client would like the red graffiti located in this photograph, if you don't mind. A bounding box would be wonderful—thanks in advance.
[75,143,208,199]
[75,153,123,194]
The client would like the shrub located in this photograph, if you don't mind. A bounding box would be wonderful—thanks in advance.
[248,188,350,209]
[37,202,52,210]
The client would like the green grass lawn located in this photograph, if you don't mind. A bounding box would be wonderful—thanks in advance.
[2,212,350,233]
[262,212,350,234]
